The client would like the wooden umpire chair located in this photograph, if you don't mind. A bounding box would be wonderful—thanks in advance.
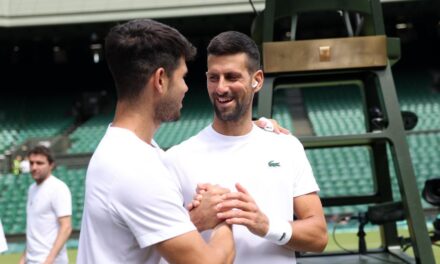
[252,0,435,263]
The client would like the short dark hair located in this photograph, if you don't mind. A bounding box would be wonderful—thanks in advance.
[27,145,54,164]
[207,31,260,73]
[105,19,197,101]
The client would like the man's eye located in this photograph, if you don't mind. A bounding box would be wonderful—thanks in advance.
[226,74,240,81]
[208,76,218,82]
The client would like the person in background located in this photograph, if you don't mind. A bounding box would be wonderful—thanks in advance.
[19,145,72,264]
[12,155,21,176]
[19,156,30,174]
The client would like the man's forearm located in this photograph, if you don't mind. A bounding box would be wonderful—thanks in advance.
[283,217,327,252]
[44,220,72,263]
[19,250,26,264]
[281,193,327,252]
[208,222,235,264]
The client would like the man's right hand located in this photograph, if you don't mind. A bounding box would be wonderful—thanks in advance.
[188,183,230,232]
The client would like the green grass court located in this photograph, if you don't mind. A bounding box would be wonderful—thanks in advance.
[1,228,439,263]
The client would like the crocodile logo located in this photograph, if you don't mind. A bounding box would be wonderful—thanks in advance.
[268,160,280,167]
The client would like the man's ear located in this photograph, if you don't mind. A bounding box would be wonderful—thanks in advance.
[252,70,264,93]
[49,162,55,171]
[152,67,168,94]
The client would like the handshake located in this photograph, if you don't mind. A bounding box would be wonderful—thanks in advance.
[187,182,270,238]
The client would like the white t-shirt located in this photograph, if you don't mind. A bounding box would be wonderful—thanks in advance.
[26,175,72,264]
[77,126,195,264]
[165,124,319,264]
[0,218,7,253]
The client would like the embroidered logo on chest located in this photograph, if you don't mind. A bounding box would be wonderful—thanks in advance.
[268,160,281,167]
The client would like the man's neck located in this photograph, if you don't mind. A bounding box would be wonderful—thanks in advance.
[36,174,51,185]
[212,117,253,136]
[112,101,159,145]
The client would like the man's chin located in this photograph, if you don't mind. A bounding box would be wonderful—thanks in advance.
[163,114,181,123]
[216,111,239,122]
[33,176,46,184]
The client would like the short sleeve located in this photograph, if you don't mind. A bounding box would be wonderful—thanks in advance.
[112,164,196,248]
[53,182,72,218]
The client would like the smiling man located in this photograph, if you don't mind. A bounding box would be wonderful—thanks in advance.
[165,31,328,264]
[20,145,72,264]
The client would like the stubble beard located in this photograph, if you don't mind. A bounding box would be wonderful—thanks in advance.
[212,95,252,122]
[32,173,50,185]
[155,97,181,123]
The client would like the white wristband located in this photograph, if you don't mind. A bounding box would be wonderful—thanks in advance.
[264,217,292,245]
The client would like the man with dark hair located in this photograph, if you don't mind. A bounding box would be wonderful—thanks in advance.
[77,19,235,264]
[165,31,328,264]
[20,145,72,264]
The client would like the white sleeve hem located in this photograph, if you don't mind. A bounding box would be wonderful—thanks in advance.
[293,186,320,198]
[137,223,196,248]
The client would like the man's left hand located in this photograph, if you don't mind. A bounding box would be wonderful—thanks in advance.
[254,117,290,135]
[216,183,269,237]
[188,183,230,232]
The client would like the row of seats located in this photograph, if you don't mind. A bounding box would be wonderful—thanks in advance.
[0,173,32,235]
[0,70,438,229]
[63,74,438,216]
[66,92,296,152]
[301,76,439,214]
[303,84,366,136]
[0,91,298,235]
[0,145,437,226]
[0,95,74,153]
[156,94,213,149]
[301,85,374,212]
[272,93,295,132]
[394,70,440,131]
[306,146,374,200]
[68,114,111,154]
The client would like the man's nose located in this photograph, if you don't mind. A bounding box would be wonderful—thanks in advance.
[216,78,229,94]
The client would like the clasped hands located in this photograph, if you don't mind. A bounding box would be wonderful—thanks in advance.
[188,183,269,237]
